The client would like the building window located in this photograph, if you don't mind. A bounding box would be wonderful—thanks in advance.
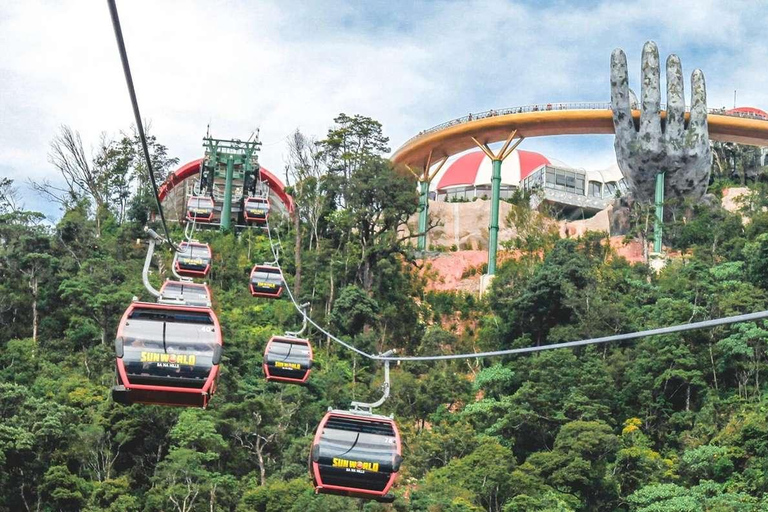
[605,181,618,196]
[545,167,585,195]
[589,181,602,197]
[555,173,573,187]
[524,168,545,190]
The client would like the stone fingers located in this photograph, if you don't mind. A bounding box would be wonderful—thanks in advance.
[640,41,662,141]
[610,48,636,142]
[665,54,685,144]
[689,69,709,147]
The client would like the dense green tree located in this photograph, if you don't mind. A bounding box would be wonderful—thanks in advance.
[3,115,768,511]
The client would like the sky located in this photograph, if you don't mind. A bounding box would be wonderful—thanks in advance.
[2,0,768,219]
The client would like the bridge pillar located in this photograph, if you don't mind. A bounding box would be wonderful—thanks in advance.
[406,151,447,252]
[418,181,429,250]
[472,131,524,275]
[653,171,665,253]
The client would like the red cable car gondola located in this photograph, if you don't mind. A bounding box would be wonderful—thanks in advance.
[159,280,212,307]
[249,264,284,298]
[175,241,212,278]
[112,302,222,408]
[186,196,215,223]
[263,336,313,384]
[244,196,270,225]
[310,410,402,502]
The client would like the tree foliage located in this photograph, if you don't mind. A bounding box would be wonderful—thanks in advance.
[2,116,768,511]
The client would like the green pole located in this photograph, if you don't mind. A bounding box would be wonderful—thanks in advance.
[417,180,428,251]
[488,158,502,274]
[653,172,665,253]
[221,155,234,231]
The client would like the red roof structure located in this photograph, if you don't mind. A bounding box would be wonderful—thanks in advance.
[435,149,551,191]
[158,158,293,212]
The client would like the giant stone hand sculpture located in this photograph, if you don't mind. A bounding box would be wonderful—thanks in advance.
[611,41,711,202]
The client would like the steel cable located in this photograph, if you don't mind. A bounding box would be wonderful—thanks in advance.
[263,219,768,363]
[107,0,180,252]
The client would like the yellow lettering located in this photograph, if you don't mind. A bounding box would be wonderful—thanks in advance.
[331,458,378,472]
[139,352,196,366]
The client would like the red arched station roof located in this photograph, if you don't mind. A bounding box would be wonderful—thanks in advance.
[158,158,294,212]
[727,107,768,120]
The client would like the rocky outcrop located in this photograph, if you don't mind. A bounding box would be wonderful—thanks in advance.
[408,199,517,250]
[560,207,612,238]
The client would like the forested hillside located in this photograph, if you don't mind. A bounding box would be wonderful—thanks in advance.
[2,115,768,512]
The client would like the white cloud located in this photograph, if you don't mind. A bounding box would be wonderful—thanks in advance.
[1,0,767,218]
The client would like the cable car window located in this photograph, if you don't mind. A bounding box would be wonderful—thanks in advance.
[320,430,395,470]
[325,416,395,437]
[118,334,164,350]
[179,244,211,259]
[252,268,281,281]
[161,283,210,305]
[121,319,216,349]
[188,197,211,209]
[164,324,217,349]
[128,308,213,325]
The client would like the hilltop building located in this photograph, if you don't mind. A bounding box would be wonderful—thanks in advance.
[430,148,627,218]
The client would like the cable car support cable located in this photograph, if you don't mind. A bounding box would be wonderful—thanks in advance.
[107,0,180,252]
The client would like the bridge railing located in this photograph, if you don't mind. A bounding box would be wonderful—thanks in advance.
[402,102,768,149]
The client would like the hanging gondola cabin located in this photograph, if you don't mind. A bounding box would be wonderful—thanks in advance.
[175,241,212,278]
[310,410,403,502]
[186,196,215,223]
[244,196,270,225]
[263,336,313,384]
[249,264,284,298]
[112,302,222,408]
[160,280,212,307]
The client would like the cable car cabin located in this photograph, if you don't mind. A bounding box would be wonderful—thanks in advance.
[310,410,403,502]
[175,242,212,278]
[263,336,313,384]
[112,302,222,408]
[186,196,215,223]
[159,280,211,307]
[249,265,284,298]
[244,196,270,225]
